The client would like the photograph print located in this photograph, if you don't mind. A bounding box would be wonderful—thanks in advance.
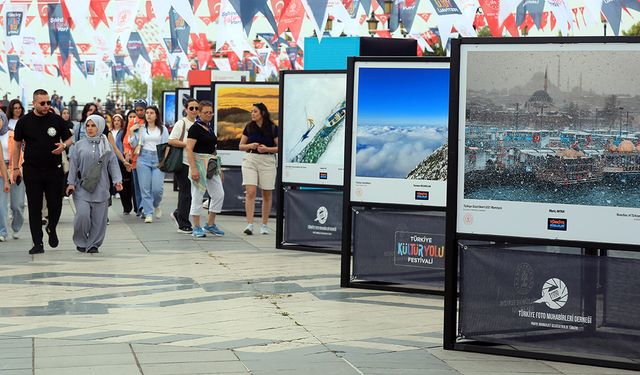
[457,42,640,245]
[282,73,347,185]
[176,88,191,120]
[214,83,279,151]
[163,91,176,127]
[351,60,450,207]
[355,66,449,180]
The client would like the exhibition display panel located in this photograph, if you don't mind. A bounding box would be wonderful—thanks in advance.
[341,57,450,293]
[162,90,176,127]
[191,85,212,103]
[276,70,346,252]
[444,36,640,371]
[174,87,191,122]
[212,82,279,167]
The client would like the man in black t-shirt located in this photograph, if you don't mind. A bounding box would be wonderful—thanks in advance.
[12,89,73,254]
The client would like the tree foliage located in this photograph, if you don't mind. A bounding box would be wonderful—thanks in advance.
[622,21,640,36]
[476,26,493,37]
[122,75,179,106]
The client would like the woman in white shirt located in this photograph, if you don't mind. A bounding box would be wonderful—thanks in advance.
[128,106,168,223]
[3,99,26,239]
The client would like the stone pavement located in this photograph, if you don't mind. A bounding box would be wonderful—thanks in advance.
[0,187,634,374]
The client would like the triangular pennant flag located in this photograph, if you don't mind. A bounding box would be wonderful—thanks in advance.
[7,55,20,84]
[169,6,191,54]
[229,0,278,34]
[301,0,330,37]
[601,0,623,35]
[516,0,545,29]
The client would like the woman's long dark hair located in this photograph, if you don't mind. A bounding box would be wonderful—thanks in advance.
[144,106,164,134]
[119,110,137,144]
[80,103,99,123]
[247,102,276,137]
[7,99,24,120]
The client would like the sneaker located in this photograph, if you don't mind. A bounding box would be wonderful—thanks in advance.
[144,215,153,223]
[46,226,59,248]
[76,246,86,253]
[170,211,179,228]
[87,247,99,253]
[177,226,193,234]
[155,207,162,219]
[11,232,19,240]
[260,224,269,235]
[192,226,206,238]
[244,223,254,235]
[29,244,44,255]
[115,193,121,199]
[204,224,225,236]
[0,236,5,242]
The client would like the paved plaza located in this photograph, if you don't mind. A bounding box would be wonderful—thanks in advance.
[0,186,634,374]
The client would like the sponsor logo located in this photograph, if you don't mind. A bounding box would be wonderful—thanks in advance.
[547,218,567,231]
[47,127,57,137]
[415,191,429,200]
[319,172,327,179]
[534,278,568,309]
[314,206,328,225]
[463,212,473,225]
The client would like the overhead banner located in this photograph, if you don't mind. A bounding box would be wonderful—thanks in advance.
[283,189,342,248]
[353,209,446,287]
[47,3,73,65]
[281,72,347,186]
[86,60,96,75]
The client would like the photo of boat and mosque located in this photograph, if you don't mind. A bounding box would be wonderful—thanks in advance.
[463,49,640,208]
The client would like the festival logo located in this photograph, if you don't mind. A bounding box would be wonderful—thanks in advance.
[534,278,568,309]
[394,231,445,269]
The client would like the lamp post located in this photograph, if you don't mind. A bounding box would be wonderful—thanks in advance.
[601,13,607,36]
[367,12,378,36]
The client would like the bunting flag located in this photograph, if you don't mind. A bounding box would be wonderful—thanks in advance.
[546,0,572,35]
[7,54,20,84]
[169,6,191,54]
[216,0,254,58]
[89,0,109,28]
[271,0,289,19]
[516,0,545,29]
[170,55,180,80]
[48,3,74,65]
[399,0,421,33]
[359,0,372,14]
[4,2,28,52]
[57,54,72,84]
[127,31,151,65]
[75,60,87,78]
[286,46,298,69]
[190,33,212,70]
[37,0,51,26]
[301,0,330,38]
[163,37,181,53]
[277,0,306,42]
[229,0,278,34]
[207,0,222,22]
[601,0,640,35]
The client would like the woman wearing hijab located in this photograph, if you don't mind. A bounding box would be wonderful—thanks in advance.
[66,115,123,253]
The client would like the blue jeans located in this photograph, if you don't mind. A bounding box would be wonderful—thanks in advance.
[0,181,25,237]
[136,150,164,216]
[132,169,142,213]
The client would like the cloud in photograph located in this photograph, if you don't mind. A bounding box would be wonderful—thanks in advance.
[356,126,447,178]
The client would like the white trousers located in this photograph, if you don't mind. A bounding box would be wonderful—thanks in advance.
[189,174,224,216]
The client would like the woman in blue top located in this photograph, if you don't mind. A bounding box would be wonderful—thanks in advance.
[128,106,169,223]
[239,103,278,235]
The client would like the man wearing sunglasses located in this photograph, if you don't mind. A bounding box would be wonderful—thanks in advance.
[12,89,72,255]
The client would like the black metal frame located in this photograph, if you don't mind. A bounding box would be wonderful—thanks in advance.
[341,56,450,295]
[174,87,191,123]
[444,36,640,370]
[161,90,176,127]
[190,85,213,103]
[211,81,280,167]
[275,69,347,253]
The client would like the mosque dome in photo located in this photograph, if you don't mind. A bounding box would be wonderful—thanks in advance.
[528,89,553,105]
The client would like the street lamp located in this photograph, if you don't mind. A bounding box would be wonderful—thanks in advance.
[367,12,378,36]
[601,13,607,36]
[383,0,394,14]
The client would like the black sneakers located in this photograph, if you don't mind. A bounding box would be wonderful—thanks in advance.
[29,244,44,254]
[46,226,59,248]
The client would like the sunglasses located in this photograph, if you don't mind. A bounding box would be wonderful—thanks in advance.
[39,101,52,106]
[188,106,199,111]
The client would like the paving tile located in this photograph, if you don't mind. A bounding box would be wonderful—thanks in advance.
[0,357,32,370]
[34,364,141,375]
[135,350,237,364]
[35,353,135,368]
[140,361,248,374]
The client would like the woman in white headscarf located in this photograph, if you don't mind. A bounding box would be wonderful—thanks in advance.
[66,115,123,253]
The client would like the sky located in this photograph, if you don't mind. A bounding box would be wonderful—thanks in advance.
[465,48,640,96]
[357,67,450,126]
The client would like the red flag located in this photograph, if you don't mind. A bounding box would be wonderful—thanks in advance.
[200,16,212,25]
[550,12,556,30]
[477,0,502,36]
[277,0,305,42]
[145,1,155,21]
[502,13,519,36]
[417,12,431,23]
[37,1,52,26]
[152,60,171,79]
[359,14,366,24]
[61,0,75,29]
[271,0,289,20]
[473,13,486,28]
[89,0,109,29]
[57,54,72,85]
[207,0,222,23]
[135,16,148,29]
[227,52,239,71]
[375,29,392,38]
[192,0,203,13]
[25,15,36,27]
[39,43,51,56]
[374,13,389,26]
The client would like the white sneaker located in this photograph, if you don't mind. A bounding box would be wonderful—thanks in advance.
[260,224,269,235]
[244,223,254,235]
[145,215,153,223]
[0,236,5,242]
[12,232,20,239]
[155,207,162,219]
[115,193,121,199]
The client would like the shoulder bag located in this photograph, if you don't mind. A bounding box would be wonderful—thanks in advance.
[156,120,185,173]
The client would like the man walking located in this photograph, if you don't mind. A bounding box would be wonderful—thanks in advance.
[12,89,72,254]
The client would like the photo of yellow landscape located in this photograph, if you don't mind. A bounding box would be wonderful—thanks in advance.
[215,85,279,150]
